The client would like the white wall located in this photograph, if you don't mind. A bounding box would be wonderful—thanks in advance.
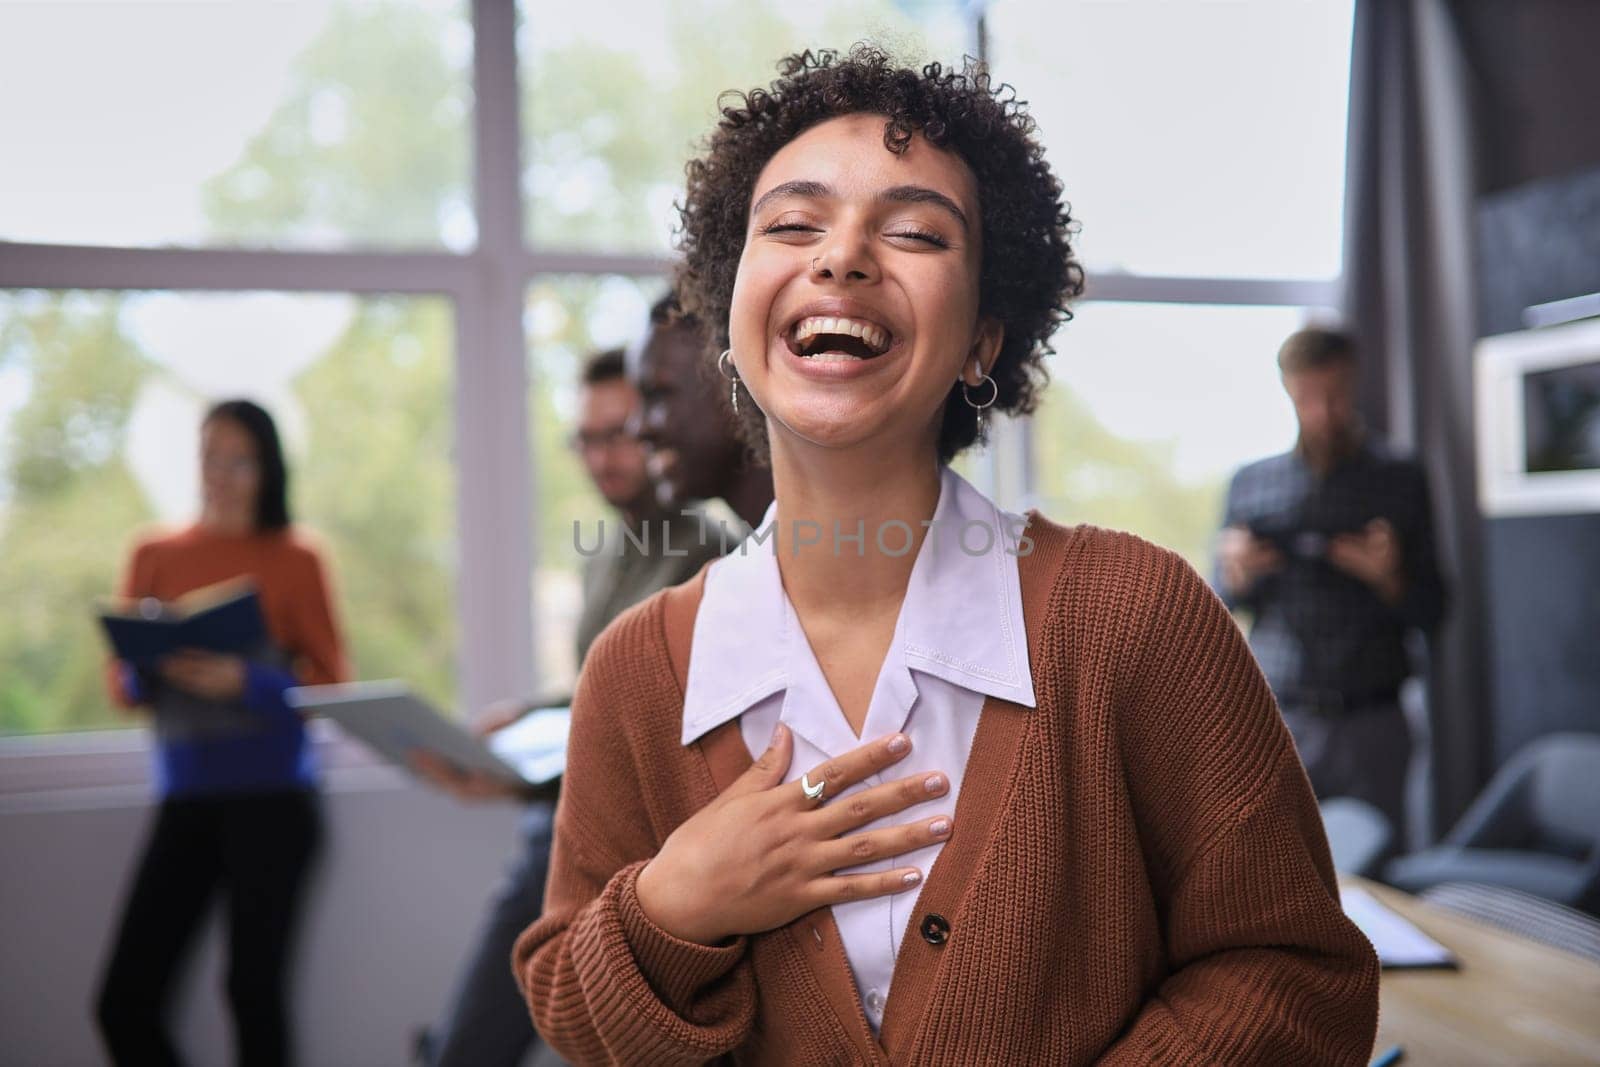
[0,737,535,1067]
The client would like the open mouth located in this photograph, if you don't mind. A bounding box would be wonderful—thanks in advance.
[784,315,895,363]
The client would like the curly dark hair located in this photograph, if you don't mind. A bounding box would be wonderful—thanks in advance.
[675,44,1083,464]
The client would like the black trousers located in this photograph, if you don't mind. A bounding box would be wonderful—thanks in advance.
[423,802,554,1067]
[96,790,323,1067]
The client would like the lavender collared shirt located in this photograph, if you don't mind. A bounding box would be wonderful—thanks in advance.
[681,465,1036,1034]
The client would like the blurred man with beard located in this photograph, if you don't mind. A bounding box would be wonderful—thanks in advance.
[567,345,731,666]
[628,293,773,533]
[416,346,726,1067]
[417,304,773,1065]
[1216,326,1446,841]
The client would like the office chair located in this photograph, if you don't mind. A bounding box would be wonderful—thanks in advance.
[1385,732,1600,912]
[1320,796,1394,878]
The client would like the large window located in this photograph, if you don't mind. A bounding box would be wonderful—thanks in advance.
[984,0,1352,569]
[1032,303,1308,570]
[0,1,473,251]
[0,1,1354,735]
[986,0,1354,279]
[0,290,456,735]
[519,0,970,253]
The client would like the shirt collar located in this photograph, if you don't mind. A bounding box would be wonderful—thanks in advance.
[681,465,1036,746]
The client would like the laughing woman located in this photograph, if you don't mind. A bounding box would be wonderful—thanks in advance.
[515,48,1379,1065]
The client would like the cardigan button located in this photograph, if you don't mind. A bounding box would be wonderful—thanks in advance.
[920,913,950,945]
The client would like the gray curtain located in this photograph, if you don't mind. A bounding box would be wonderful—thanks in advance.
[1340,0,1488,844]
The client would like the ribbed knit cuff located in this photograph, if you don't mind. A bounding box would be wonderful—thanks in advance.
[612,860,747,1011]
[552,860,752,1062]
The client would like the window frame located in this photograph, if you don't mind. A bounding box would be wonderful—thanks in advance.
[0,0,1344,757]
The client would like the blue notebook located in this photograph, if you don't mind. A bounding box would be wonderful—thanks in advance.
[98,580,268,665]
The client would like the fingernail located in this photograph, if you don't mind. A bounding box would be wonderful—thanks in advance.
[903,870,922,886]
[924,773,945,793]
[771,722,785,744]
[886,734,909,754]
[930,818,951,836]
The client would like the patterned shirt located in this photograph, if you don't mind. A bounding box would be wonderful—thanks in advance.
[575,502,736,667]
[1216,439,1447,703]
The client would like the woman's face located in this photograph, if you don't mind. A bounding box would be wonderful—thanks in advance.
[729,112,1001,461]
[200,416,261,529]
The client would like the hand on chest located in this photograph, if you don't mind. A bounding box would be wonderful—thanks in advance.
[735,678,982,1034]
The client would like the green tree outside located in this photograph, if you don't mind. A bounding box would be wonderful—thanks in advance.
[523,1,962,252]
[0,294,153,733]
[1030,382,1224,572]
[289,298,459,709]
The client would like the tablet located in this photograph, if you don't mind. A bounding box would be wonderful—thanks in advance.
[487,705,571,786]
[286,680,567,787]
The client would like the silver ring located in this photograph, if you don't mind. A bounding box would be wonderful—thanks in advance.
[801,772,826,804]
[716,348,739,381]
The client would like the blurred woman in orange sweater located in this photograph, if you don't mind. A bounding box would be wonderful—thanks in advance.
[96,399,348,1067]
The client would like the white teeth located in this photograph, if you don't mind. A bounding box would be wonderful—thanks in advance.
[803,351,864,363]
[792,315,890,353]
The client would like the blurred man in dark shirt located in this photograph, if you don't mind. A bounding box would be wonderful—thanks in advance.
[1216,326,1447,836]
[416,301,773,1067]
[416,347,700,1067]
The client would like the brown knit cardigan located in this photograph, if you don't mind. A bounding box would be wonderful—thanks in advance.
[513,516,1380,1065]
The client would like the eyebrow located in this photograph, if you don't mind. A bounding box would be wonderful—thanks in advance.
[749,180,831,219]
[749,180,970,231]
[880,184,969,230]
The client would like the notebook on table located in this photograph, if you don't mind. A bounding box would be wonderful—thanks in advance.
[1342,885,1460,969]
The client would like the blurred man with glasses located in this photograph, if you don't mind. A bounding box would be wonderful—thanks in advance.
[415,346,721,1066]
[417,319,766,1065]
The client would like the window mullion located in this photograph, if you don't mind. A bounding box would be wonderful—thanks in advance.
[455,0,534,713]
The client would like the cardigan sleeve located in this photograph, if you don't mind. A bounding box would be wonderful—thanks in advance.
[512,606,756,1065]
[1101,546,1380,1066]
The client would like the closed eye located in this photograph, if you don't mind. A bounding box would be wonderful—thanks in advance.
[758,222,820,236]
[890,229,950,248]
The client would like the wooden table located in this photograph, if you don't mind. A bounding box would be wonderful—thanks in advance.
[1344,877,1600,1065]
